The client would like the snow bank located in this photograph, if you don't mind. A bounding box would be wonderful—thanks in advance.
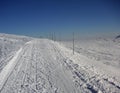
[0,47,23,91]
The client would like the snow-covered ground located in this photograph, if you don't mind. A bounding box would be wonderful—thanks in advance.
[61,36,120,92]
[62,37,120,69]
[0,33,32,72]
[0,33,120,93]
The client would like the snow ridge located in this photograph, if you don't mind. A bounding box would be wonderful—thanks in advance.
[0,47,23,91]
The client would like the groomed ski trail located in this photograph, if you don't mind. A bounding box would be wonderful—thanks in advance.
[0,39,120,93]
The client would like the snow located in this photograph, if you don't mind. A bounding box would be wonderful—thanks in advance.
[61,37,120,92]
[0,33,32,72]
[0,33,120,93]
[0,47,23,90]
[62,37,120,71]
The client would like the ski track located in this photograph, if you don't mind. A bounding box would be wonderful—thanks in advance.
[0,39,120,93]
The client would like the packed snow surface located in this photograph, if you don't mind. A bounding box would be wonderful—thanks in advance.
[0,33,32,72]
[0,38,120,93]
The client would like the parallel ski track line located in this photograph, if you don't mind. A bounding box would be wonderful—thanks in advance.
[20,44,33,93]
[0,43,33,93]
[53,42,120,93]
[49,41,78,93]
[0,47,24,92]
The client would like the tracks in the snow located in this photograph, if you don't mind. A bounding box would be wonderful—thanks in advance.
[0,39,120,93]
[62,54,120,93]
[52,42,120,93]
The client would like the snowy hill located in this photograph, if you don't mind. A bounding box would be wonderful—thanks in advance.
[115,35,120,39]
[0,33,120,93]
[114,35,120,43]
[0,33,33,72]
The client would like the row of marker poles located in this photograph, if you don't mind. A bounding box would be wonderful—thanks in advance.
[40,32,75,55]
[51,32,75,55]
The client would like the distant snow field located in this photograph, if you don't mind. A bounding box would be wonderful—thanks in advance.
[0,33,120,93]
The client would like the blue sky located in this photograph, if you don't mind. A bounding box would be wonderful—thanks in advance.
[0,0,120,38]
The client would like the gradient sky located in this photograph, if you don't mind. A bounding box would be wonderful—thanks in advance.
[0,0,120,39]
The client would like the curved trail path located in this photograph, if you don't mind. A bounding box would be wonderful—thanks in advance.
[0,39,120,93]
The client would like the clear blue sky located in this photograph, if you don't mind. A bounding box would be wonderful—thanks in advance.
[0,0,120,38]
